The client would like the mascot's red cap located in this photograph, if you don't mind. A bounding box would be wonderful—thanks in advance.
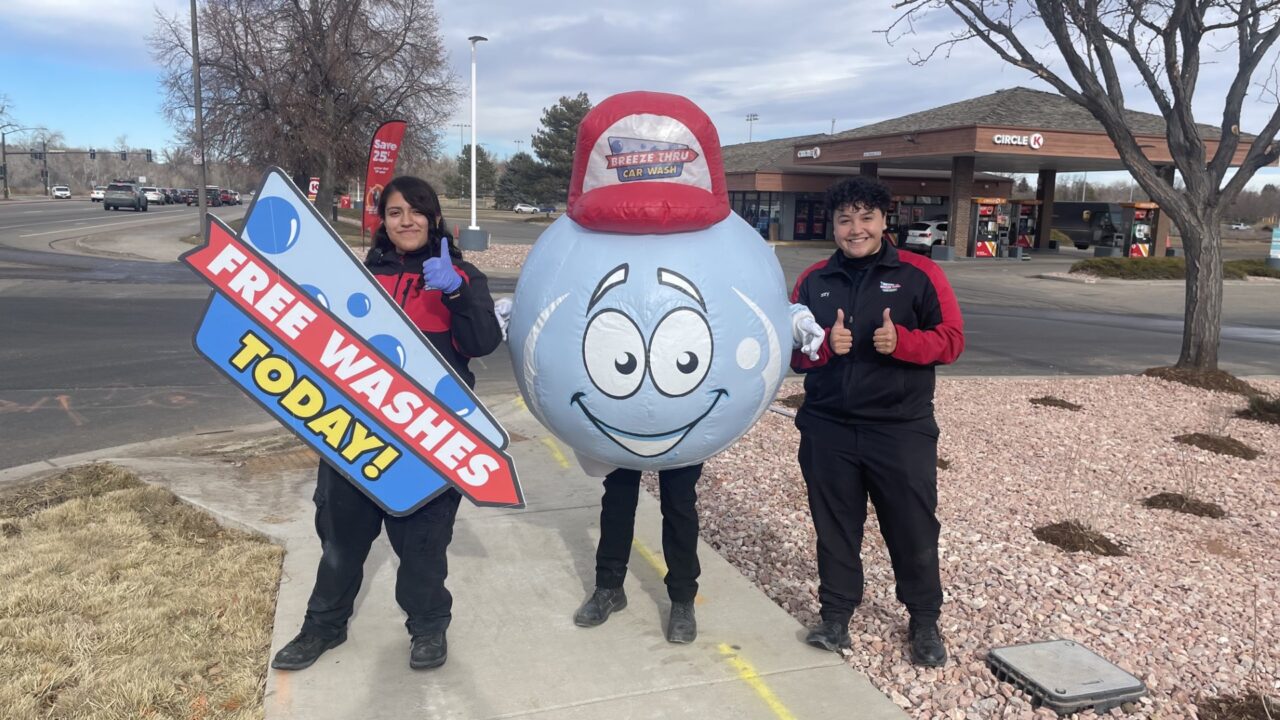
[567,91,730,234]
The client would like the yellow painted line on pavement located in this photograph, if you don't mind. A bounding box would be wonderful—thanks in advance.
[632,537,668,576]
[513,395,527,411]
[718,643,798,720]
[539,436,570,469]
[631,538,705,605]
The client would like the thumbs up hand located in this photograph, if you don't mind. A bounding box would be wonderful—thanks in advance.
[873,308,897,355]
[829,308,853,355]
[423,236,462,294]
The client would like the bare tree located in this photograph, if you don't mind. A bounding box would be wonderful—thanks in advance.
[888,0,1280,371]
[150,0,458,212]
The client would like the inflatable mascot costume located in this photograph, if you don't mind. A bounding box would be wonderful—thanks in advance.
[505,91,825,642]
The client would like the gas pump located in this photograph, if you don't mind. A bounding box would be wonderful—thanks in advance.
[970,197,1005,257]
[1123,202,1158,257]
[887,198,903,245]
[1014,201,1041,249]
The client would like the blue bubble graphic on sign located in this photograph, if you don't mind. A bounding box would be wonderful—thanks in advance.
[368,333,406,368]
[434,376,475,417]
[347,292,372,317]
[300,284,329,309]
[246,196,301,254]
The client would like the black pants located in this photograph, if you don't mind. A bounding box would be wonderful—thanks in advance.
[594,464,702,603]
[301,462,462,640]
[797,418,942,624]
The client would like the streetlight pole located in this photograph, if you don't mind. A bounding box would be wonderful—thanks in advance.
[191,0,208,232]
[451,123,470,154]
[458,35,488,251]
[513,139,524,154]
[746,113,759,142]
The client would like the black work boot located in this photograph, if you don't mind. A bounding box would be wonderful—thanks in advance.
[908,618,947,667]
[573,587,628,627]
[410,632,447,670]
[665,601,697,644]
[804,619,851,652]
[270,631,347,671]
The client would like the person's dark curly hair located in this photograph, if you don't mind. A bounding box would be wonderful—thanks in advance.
[370,175,462,261]
[825,176,892,216]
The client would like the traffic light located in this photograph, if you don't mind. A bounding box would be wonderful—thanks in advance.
[119,151,127,161]
[31,151,42,161]
[89,148,96,160]
[145,149,153,163]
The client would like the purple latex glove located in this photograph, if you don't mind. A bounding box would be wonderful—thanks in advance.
[422,236,462,294]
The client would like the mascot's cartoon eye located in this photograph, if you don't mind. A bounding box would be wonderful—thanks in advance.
[583,309,646,399]
[648,308,712,397]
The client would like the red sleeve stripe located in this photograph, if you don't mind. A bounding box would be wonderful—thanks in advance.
[789,259,828,303]
[892,253,965,366]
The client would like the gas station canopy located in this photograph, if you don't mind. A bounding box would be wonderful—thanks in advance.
[789,87,1253,175]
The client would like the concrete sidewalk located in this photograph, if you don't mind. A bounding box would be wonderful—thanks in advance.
[2,391,907,720]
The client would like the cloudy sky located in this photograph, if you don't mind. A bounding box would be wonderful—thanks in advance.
[3,0,1278,187]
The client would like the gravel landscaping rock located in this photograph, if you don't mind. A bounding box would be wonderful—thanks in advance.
[645,375,1280,719]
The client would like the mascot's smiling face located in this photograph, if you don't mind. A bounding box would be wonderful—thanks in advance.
[509,215,790,470]
[507,90,792,471]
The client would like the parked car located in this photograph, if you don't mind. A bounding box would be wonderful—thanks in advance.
[179,188,196,204]
[103,182,148,212]
[51,185,72,199]
[538,204,557,214]
[220,189,234,205]
[90,185,106,202]
[512,203,538,214]
[903,221,948,252]
[229,190,241,205]
[205,187,223,207]
[164,188,181,204]
[1229,222,1250,230]
[140,187,166,204]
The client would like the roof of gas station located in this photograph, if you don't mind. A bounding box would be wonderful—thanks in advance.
[740,87,1256,175]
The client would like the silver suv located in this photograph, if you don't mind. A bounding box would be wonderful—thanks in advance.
[103,182,148,212]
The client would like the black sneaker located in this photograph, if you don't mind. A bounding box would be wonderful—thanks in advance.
[908,618,947,667]
[804,619,851,652]
[666,601,697,644]
[270,631,347,671]
[573,587,628,627]
[410,632,447,670]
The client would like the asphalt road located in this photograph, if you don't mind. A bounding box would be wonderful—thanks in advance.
[1,200,1277,470]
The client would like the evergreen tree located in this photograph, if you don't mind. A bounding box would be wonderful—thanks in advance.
[495,152,546,209]
[445,144,497,200]
[530,93,592,203]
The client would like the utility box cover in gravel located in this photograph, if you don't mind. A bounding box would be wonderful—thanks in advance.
[987,639,1147,715]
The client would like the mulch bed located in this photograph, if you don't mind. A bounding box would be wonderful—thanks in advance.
[1142,491,1227,519]
[1237,395,1280,427]
[1033,520,1127,556]
[1030,395,1083,411]
[1142,367,1261,396]
[936,457,951,470]
[1174,432,1262,460]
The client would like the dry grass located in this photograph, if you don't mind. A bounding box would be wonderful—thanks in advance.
[0,463,283,720]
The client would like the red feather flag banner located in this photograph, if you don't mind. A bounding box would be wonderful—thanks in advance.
[362,120,408,236]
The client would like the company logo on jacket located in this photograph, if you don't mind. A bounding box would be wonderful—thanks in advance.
[879,281,901,293]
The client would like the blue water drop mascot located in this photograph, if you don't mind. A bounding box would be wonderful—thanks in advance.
[506,91,825,643]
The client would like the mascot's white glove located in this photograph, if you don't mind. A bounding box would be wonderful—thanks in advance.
[790,303,825,361]
[494,296,513,342]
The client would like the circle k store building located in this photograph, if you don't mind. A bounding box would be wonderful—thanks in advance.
[722,86,1255,256]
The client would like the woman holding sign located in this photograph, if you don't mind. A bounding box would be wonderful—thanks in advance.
[272,176,503,672]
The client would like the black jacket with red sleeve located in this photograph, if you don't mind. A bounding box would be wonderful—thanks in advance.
[365,243,502,389]
[789,241,964,425]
